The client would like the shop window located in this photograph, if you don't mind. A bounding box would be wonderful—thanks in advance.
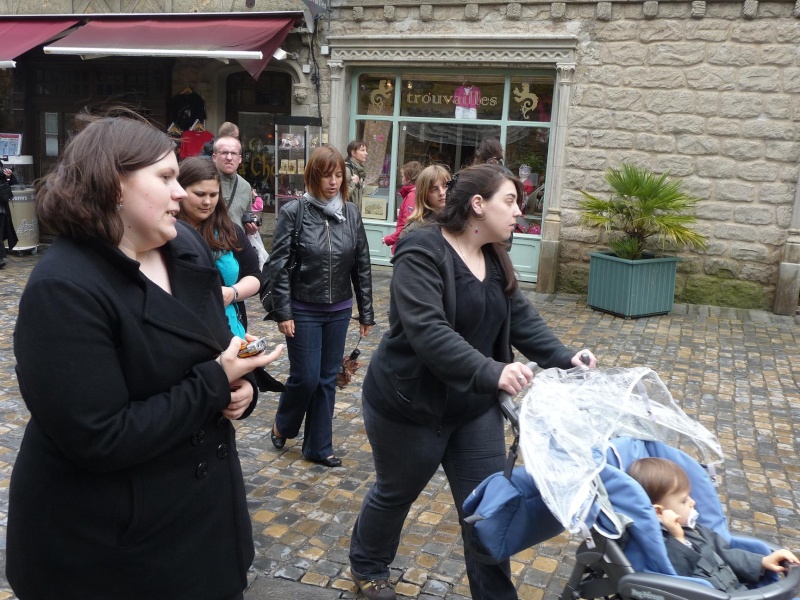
[357,73,396,116]
[400,74,504,121]
[355,120,394,220]
[399,122,500,172]
[509,76,554,122]
[506,126,550,232]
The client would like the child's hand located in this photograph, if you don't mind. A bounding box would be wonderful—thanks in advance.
[762,549,800,573]
[658,508,685,540]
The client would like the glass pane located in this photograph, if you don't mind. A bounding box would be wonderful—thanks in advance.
[357,74,396,116]
[238,112,275,199]
[400,75,504,121]
[506,126,550,230]
[509,76,555,122]
[356,120,394,219]
[399,122,500,172]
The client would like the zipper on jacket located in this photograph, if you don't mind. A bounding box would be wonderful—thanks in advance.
[326,219,332,302]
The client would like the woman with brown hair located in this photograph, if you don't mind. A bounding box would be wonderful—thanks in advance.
[8,112,282,599]
[177,156,261,337]
[268,146,375,467]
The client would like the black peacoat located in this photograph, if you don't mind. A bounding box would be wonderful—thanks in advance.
[8,223,256,599]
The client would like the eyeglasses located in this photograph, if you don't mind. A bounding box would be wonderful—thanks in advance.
[215,151,241,158]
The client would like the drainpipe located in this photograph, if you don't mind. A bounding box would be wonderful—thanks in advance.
[773,170,800,315]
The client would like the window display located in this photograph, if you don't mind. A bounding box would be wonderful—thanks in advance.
[274,116,322,214]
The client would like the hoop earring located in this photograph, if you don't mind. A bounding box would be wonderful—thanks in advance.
[116,203,123,211]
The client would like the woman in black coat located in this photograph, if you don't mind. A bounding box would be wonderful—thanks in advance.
[8,113,283,599]
[348,164,597,600]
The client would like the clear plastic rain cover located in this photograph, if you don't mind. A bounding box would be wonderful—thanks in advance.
[517,366,723,535]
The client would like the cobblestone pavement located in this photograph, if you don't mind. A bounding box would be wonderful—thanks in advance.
[0,249,799,599]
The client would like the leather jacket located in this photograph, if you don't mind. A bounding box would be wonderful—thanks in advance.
[269,198,374,325]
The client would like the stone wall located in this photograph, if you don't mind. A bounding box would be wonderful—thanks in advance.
[329,0,800,310]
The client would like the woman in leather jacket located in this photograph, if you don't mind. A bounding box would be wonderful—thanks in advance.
[269,146,374,467]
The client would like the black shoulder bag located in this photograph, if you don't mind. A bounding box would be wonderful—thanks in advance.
[260,198,304,319]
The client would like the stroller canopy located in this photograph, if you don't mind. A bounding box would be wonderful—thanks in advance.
[517,367,723,537]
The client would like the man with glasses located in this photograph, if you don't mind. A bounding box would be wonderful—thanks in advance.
[213,136,269,266]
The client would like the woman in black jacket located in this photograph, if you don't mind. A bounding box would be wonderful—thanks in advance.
[269,146,374,467]
[348,164,597,600]
[177,156,261,337]
[8,113,283,599]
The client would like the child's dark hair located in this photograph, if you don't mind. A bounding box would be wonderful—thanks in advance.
[628,457,691,504]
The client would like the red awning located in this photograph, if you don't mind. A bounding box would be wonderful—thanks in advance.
[44,16,298,80]
[0,18,79,68]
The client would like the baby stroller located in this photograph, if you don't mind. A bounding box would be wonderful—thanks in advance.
[463,366,800,600]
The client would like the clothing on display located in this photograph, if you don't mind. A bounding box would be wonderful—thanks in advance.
[169,88,207,131]
[454,83,481,120]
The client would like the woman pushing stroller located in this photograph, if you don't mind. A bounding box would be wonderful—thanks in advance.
[348,163,597,600]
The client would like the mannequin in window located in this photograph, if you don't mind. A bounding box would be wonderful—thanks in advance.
[454,80,481,120]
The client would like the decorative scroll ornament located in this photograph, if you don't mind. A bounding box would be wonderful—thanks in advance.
[370,80,393,110]
[513,83,539,120]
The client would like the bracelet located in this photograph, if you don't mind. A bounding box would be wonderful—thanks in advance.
[231,285,239,302]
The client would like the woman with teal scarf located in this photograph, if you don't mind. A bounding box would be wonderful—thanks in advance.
[177,157,261,337]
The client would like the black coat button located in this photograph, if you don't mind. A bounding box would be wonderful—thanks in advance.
[217,444,229,459]
[195,462,208,478]
[216,416,227,429]
[191,430,205,446]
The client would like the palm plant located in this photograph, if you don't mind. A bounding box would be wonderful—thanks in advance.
[579,164,706,260]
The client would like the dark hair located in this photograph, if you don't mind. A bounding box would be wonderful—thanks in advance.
[474,138,504,165]
[435,163,522,294]
[36,112,175,244]
[305,146,349,201]
[347,140,367,157]
[176,157,240,254]
[627,458,691,505]
[401,161,423,183]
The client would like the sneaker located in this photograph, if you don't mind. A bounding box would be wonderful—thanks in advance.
[353,576,396,600]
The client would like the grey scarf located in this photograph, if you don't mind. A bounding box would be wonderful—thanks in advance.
[304,192,346,223]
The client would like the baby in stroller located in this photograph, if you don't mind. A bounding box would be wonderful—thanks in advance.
[628,457,798,593]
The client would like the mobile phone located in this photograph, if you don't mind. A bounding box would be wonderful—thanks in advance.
[238,337,269,358]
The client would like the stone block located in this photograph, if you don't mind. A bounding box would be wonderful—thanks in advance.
[622,67,684,89]
[733,205,774,225]
[705,258,740,278]
[465,4,479,20]
[738,162,779,182]
[708,45,759,67]
[615,112,659,132]
[651,155,693,176]
[353,6,364,21]
[776,20,800,43]
[600,42,647,66]
[605,88,643,110]
[779,164,799,183]
[568,107,613,129]
[643,90,695,114]
[763,95,792,119]
[506,2,522,19]
[420,4,433,21]
[685,66,737,90]
[659,115,705,134]
[737,67,780,92]
[695,92,722,117]
[573,85,605,107]
[691,0,707,18]
[783,68,800,93]
[681,177,714,198]
[734,21,779,44]
[742,0,759,19]
[696,157,737,178]
[717,180,757,201]
[567,129,589,147]
[676,135,720,155]
[732,243,770,262]
[764,141,800,163]
[594,22,636,41]
[638,21,684,42]
[720,138,763,161]
[551,2,567,19]
[384,5,396,21]
[718,93,763,119]
[589,130,635,149]
[643,1,659,19]
[777,205,794,228]
[596,2,612,21]
[707,118,741,136]
[586,65,624,86]
[696,202,732,220]
[686,21,730,41]
[761,46,796,66]
[649,43,705,66]
[565,149,608,170]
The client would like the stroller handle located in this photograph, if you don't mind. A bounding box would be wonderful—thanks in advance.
[498,362,537,430]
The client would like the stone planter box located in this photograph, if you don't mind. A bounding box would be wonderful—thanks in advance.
[587,251,678,318]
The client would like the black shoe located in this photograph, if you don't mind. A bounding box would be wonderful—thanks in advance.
[270,423,286,449]
[305,455,342,468]
[0,259,5,269]
[352,574,396,600]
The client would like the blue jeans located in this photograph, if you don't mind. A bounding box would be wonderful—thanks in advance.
[274,308,351,460]
[349,398,517,600]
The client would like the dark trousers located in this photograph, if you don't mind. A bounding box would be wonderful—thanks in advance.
[349,397,518,600]
[0,211,7,259]
[274,308,351,460]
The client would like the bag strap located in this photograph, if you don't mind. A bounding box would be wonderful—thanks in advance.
[225,175,239,209]
[286,198,305,270]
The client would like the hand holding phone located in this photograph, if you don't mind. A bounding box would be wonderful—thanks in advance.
[238,337,269,358]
